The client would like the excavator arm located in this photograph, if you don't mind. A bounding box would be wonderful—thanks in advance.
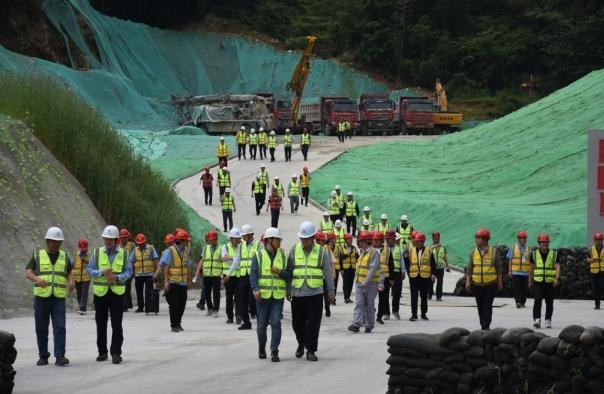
[286,36,317,125]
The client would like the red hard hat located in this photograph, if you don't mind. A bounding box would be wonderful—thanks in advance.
[344,233,353,240]
[174,227,184,235]
[385,229,396,239]
[411,230,417,238]
[119,228,130,238]
[326,232,336,240]
[594,232,604,240]
[358,231,371,242]
[414,232,426,242]
[204,231,218,241]
[135,233,146,245]
[164,233,175,245]
[303,166,309,171]
[78,239,89,250]
[432,232,440,239]
[517,230,527,239]
[537,233,550,243]
[371,231,384,241]
[474,228,490,239]
[315,231,326,241]
[175,229,189,241]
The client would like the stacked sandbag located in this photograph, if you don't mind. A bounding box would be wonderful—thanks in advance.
[386,325,604,394]
[454,246,593,300]
[0,331,16,394]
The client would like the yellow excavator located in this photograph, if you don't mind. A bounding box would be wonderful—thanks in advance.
[286,35,317,126]
[433,78,463,129]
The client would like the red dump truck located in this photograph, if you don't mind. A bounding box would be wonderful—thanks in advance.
[359,93,396,135]
[254,92,293,132]
[300,96,358,134]
[399,96,434,134]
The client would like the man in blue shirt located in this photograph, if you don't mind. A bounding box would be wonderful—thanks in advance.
[507,231,531,309]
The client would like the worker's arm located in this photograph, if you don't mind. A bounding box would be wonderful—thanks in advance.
[528,251,534,287]
[554,251,561,287]
[221,245,232,262]
[194,256,204,278]
[465,252,473,291]
[277,250,292,281]
[117,259,133,283]
[153,249,169,280]
[495,250,503,290]
[355,204,359,217]
[364,250,382,287]
[322,250,335,299]
[388,251,395,281]
[506,247,514,278]
[226,249,241,277]
[443,247,450,271]
[250,254,260,299]
[25,253,46,286]
[284,249,295,300]
[158,249,172,292]
[233,198,236,212]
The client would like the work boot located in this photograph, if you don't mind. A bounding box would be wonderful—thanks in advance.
[177,326,184,331]
[516,303,522,309]
[376,317,384,325]
[226,318,233,324]
[393,312,400,320]
[36,357,49,366]
[205,310,213,316]
[258,348,267,359]
[409,315,418,322]
[111,355,122,364]
[96,353,108,362]
[236,317,242,324]
[325,308,331,317]
[421,314,429,321]
[171,327,179,333]
[238,322,252,330]
[595,304,601,310]
[306,351,318,361]
[383,315,390,321]
[533,319,541,329]
[196,303,206,311]
[364,327,372,334]
[347,325,360,333]
[135,308,144,313]
[295,345,305,358]
[55,356,69,366]
[545,319,552,329]
[271,351,280,362]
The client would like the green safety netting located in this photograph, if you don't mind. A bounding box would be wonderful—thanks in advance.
[313,69,604,267]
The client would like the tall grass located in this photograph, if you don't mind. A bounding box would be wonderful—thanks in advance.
[0,73,196,248]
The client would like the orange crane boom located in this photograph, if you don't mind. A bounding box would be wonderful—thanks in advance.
[286,36,316,125]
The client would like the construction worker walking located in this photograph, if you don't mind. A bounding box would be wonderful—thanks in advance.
[344,192,359,236]
[288,174,300,215]
[530,233,561,329]
[251,227,290,361]
[272,176,285,198]
[390,233,406,320]
[268,130,278,162]
[327,191,340,223]
[428,232,449,301]
[25,227,74,366]
[348,231,384,333]
[344,120,352,139]
[88,225,133,364]
[216,136,230,166]
[359,219,372,234]
[405,232,436,321]
[73,239,91,315]
[376,214,390,234]
[336,233,359,304]
[258,164,269,207]
[216,164,231,198]
[129,234,159,313]
[334,185,345,221]
[300,166,311,207]
[258,127,268,160]
[251,173,264,215]
[465,228,503,330]
[249,128,258,159]
[376,231,392,324]
[221,187,236,232]
[361,207,373,230]
[236,126,247,160]
[286,222,335,361]
[337,121,346,143]
[200,166,214,205]
[266,187,284,228]
[507,231,531,308]
[195,231,222,316]
[119,228,134,312]
[222,228,242,325]
[284,129,293,162]
[588,232,604,309]
[319,211,334,235]
[396,215,414,250]
[300,127,311,161]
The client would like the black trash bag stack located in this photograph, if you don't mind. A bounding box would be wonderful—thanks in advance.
[0,331,16,394]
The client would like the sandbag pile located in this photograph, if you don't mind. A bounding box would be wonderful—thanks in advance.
[453,246,594,299]
[0,331,16,394]
[386,325,604,394]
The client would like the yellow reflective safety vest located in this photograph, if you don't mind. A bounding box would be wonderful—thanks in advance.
[338,244,358,270]
[300,173,310,187]
[203,244,222,277]
[168,245,190,283]
[380,246,391,279]
[376,222,390,234]
[470,246,497,285]
[356,248,380,284]
[34,249,68,298]
[218,169,231,187]
[134,245,157,275]
[345,201,357,217]
[337,122,346,132]
[216,142,229,157]
[432,245,447,270]
[391,244,404,273]
[93,247,127,297]
[328,197,340,215]
[249,133,258,144]
[259,132,268,145]
[301,133,311,145]
[289,181,300,196]
[253,179,263,194]
[224,243,240,272]
[292,243,324,289]
[333,228,345,247]
[320,220,334,234]
[510,244,531,275]
[238,240,259,277]
[221,194,234,211]
[257,248,287,299]
[73,252,91,282]
[362,215,373,228]
[533,249,557,283]
[409,246,432,279]
[268,135,277,148]
[336,194,345,208]
[589,246,604,273]
[272,182,284,197]
[398,224,412,242]
[236,131,247,144]
[284,134,293,146]
[259,170,269,186]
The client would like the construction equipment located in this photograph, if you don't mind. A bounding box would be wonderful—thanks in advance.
[286,36,317,127]
[433,79,463,130]
[359,93,396,135]
[300,96,358,135]
[254,92,293,132]
[399,96,434,134]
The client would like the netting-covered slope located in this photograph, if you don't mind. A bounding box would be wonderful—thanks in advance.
[313,69,604,266]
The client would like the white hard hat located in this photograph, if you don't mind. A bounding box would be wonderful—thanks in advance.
[240,126,246,130]
[362,219,370,226]
[323,211,329,216]
[45,226,64,241]
[298,221,316,239]
[102,225,119,239]
[292,174,297,178]
[347,191,353,196]
[401,214,408,221]
[251,128,256,133]
[270,130,276,135]
[259,127,264,132]
[285,128,290,132]
[330,191,337,197]
[260,163,266,167]
[229,228,242,238]
[364,206,370,212]
[263,227,282,240]
[335,185,341,189]
[256,173,261,178]
[220,137,225,141]
[225,187,231,193]
[335,220,342,227]
[274,176,279,180]
[241,224,254,235]
[381,214,388,220]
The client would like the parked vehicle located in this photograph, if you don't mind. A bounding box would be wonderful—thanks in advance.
[399,96,434,134]
[254,92,293,132]
[359,93,396,135]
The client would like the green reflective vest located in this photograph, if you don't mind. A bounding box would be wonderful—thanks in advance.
[221,194,234,211]
[376,222,390,234]
[432,245,447,270]
[292,243,324,289]
[93,247,126,297]
[334,228,345,247]
[238,240,258,277]
[345,201,357,217]
[268,135,277,148]
[259,170,269,186]
[328,197,340,215]
[249,133,258,144]
[301,133,311,145]
[320,220,334,234]
[225,243,240,272]
[289,181,300,196]
[259,132,268,145]
[284,134,293,146]
[272,182,284,198]
[34,249,68,298]
[337,122,346,132]
[533,249,557,283]
[203,244,222,277]
[218,169,230,187]
[253,179,263,194]
[391,244,404,273]
[257,248,287,299]
[236,131,247,144]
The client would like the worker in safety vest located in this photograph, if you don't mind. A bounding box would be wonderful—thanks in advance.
[376,214,390,234]
[375,231,392,324]
[200,166,214,205]
[529,233,561,329]
[222,228,242,325]
[220,187,236,232]
[348,231,384,333]
[507,230,531,309]
[428,232,450,301]
[325,232,338,315]
[251,173,264,216]
[258,163,269,207]
[195,231,222,316]
[288,174,300,215]
[216,164,231,198]
[389,233,406,320]
[258,127,268,160]
[588,232,604,310]
[119,228,134,312]
[285,222,335,361]
[272,176,285,198]
[251,227,290,361]
[236,126,247,160]
[335,232,359,304]
[73,239,91,315]
[284,128,293,162]
[319,211,334,235]
[300,127,311,161]
[465,228,503,330]
[396,215,414,250]
[26,227,74,366]
[327,191,340,223]
[249,128,258,160]
[266,187,284,228]
[216,136,230,166]
[268,130,278,162]
[337,121,345,143]
[344,192,359,236]
[333,220,345,248]
[360,206,373,231]
[128,233,159,313]
[87,225,133,364]
[359,219,372,234]
[334,185,345,221]
[344,120,352,139]
[404,231,435,322]
[300,166,311,207]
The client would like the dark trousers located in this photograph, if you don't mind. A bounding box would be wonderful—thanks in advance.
[197,282,206,307]
[259,144,267,159]
[271,209,280,228]
[290,196,299,214]
[218,156,228,166]
[204,276,221,312]
[291,294,323,352]
[219,186,226,198]
[259,189,266,209]
[134,276,153,310]
[301,144,309,161]
[238,143,246,159]
[75,280,90,311]
[329,214,339,223]
[472,283,497,329]
[254,193,264,215]
[391,277,402,313]
[301,187,309,206]
[284,146,292,161]
[512,275,529,306]
[533,281,555,320]
[409,277,429,317]
[249,144,257,159]
[165,283,187,328]
[94,291,124,356]
[345,216,357,236]
[429,268,445,300]
[346,131,352,139]
[236,275,253,324]
[339,207,345,222]
[334,270,340,297]
[269,147,276,162]
[124,278,133,309]
[593,273,604,307]
[377,278,391,318]
[337,132,344,142]
[225,276,239,319]
[342,268,355,300]
[222,210,233,232]
[203,186,212,205]
[34,297,66,358]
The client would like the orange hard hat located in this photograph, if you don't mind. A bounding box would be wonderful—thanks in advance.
[594,232,604,240]
[475,228,490,240]
[344,233,353,240]
[204,231,218,241]
[135,233,146,245]
[371,231,384,241]
[517,230,527,239]
[164,233,175,245]
[537,233,550,243]
[411,230,417,238]
[315,231,326,241]
[175,229,189,241]
[119,228,130,238]
[326,232,336,240]
[358,231,371,242]
[77,239,89,250]
[385,229,396,239]
[414,232,426,242]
